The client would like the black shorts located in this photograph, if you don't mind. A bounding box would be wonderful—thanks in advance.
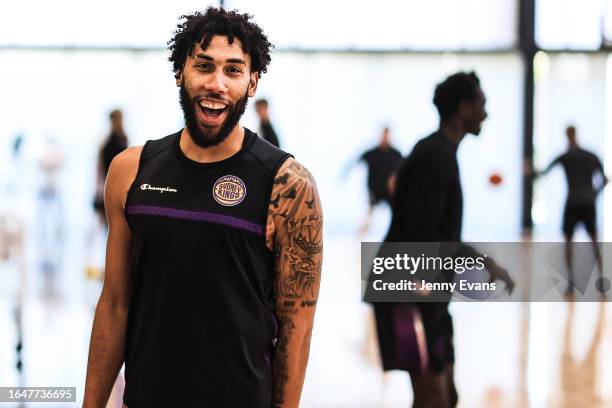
[563,202,596,236]
[373,302,454,376]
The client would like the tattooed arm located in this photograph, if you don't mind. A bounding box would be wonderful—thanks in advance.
[267,158,323,408]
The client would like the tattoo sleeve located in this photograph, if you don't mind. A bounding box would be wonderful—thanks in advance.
[267,158,323,408]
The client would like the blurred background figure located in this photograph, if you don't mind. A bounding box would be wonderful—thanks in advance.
[374,72,512,408]
[254,98,280,147]
[36,135,65,297]
[355,126,402,236]
[85,110,129,304]
[537,125,608,295]
[0,215,26,379]
[2,131,27,200]
[93,109,128,227]
[84,109,130,408]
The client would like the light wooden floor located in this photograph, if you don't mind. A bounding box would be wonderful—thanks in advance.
[0,233,611,407]
[300,236,612,408]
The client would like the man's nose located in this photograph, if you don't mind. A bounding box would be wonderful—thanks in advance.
[204,70,228,93]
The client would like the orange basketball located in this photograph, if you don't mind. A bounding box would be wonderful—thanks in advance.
[489,173,503,186]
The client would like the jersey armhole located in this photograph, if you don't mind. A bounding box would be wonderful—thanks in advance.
[123,142,150,220]
[263,153,293,254]
[122,132,179,221]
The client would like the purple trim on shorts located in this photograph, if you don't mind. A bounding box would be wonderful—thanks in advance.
[267,308,279,338]
[393,303,423,375]
[264,347,272,365]
[126,205,264,236]
[265,306,278,366]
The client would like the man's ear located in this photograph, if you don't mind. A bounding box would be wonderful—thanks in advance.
[175,71,183,87]
[457,100,472,117]
[247,72,259,97]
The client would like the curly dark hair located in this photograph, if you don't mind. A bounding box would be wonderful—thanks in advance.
[433,71,481,119]
[168,7,273,79]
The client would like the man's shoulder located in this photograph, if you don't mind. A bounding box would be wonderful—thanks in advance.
[411,132,452,159]
[565,148,598,164]
[414,131,441,147]
[110,146,143,175]
[267,157,321,248]
[389,146,403,156]
[106,146,144,209]
[361,147,376,158]
[274,157,316,186]
[580,148,600,161]
[249,130,292,174]
[140,132,180,161]
[110,129,179,174]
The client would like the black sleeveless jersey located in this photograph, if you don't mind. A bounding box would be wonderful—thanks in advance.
[122,128,291,408]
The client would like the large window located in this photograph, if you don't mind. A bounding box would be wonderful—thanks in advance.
[0,49,183,227]
[536,0,605,50]
[215,52,523,238]
[605,0,612,44]
[226,0,517,50]
[0,1,216,47]
[0,50,523,238]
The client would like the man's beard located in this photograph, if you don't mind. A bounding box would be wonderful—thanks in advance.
[179,84,249,148]
[469,119,484,136]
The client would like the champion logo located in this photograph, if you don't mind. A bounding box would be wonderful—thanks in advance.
[140,183,178,194]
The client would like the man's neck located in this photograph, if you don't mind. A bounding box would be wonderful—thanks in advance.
[180,125,245,164]
[438,120,466,146]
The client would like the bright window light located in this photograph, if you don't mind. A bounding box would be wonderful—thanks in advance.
[536,0,603,50]
[225,0,517,50]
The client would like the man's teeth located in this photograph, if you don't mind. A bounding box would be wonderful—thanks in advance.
[200,101,227,110]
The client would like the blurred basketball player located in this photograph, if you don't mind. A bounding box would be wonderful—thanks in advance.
[93,109,128,226]
[539,125,608,295]
[255,98,280,147]
[373,72,513,407]
[357,126,402,235]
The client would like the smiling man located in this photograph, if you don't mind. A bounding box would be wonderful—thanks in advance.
[83,8,322,408]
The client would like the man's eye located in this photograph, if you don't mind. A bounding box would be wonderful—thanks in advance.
[197,63,212,70]
[228,67,242,74]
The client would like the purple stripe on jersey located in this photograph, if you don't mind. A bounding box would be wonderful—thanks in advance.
[126,205,264,236]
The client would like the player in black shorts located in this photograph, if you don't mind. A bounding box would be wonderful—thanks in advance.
[83,8,323,408]
[360,127,403,206]
[373,72,513,407]
[355,127,403,234]
[539,125,607,294]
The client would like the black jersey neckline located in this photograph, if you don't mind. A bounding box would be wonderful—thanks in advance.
[174,127,256,168]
